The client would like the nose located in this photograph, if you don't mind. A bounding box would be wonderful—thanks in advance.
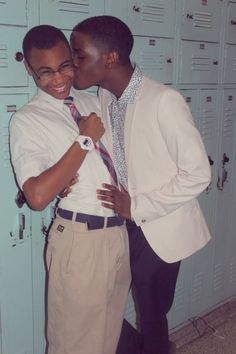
[53,71,64,83]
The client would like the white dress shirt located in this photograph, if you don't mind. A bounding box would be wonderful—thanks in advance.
[10,88,114,216]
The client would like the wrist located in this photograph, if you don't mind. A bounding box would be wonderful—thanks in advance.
[75,135,95,151]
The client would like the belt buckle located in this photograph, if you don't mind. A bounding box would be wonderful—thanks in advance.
[87,216,105,230]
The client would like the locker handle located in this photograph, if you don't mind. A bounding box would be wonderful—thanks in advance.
[230,19,236,25]
[208,155,214,166]
[213,61,218,65]
[18,213,25,240]
[222,152,229,165]
[133,5,141,12]
[41,221,48,236]
[166,58,173,64]
[186,14,194,20]
[217,153,229,191]
[206,155,214,194]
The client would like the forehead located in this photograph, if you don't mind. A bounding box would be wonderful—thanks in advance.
[29,41,71,68]
[71,31,104,52]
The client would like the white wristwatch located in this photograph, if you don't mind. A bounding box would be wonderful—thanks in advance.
[75,135,94,151]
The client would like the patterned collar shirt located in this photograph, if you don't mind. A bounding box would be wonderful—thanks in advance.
[109,65,143,190]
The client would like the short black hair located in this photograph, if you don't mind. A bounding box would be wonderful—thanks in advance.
[72,16,134,64]
[23,25,69,61]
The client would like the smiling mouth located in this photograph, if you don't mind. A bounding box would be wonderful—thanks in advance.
[53,85,67,93]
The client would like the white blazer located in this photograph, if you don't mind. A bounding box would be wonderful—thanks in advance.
[99,76,211,263]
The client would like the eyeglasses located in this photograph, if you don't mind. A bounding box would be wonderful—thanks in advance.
[25,59,74,81]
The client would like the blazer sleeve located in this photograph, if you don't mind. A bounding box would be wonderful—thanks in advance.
[131,88,211,225]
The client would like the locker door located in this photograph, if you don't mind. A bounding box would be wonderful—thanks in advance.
[131,36,174,84]
[127,0,175,37]
[40,0,105,29]
[210,89,236,307]
[0,0,27,26]
[0,94,34,354]
[180,0,222,42]
[180,89,200,128]
[179,40,219,84]
[223,44,236,84]
[198,90,218,231]
[225,1,236,44]
[31,206,55,354]
[188,90,218,317]
[168,258,192,329]
[106,0,176,38]
[224,195,236,299]
[169,89,199,329]
[220,89,236,301]
[105,0,129,24]
[0,26,28,87]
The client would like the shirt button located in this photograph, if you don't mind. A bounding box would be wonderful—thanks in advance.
[141,219,146,223]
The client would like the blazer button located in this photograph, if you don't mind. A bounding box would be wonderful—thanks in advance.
[141,219,146,223]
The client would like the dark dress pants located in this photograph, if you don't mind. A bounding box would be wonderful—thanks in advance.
[117,220,180,354]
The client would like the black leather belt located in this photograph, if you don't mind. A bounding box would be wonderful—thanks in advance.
[57,208,124,230]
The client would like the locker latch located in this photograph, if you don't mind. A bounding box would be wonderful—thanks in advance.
[18,213,25,240]
[217,153,229,191]
[10,213,25,243]
[186,14,194,20]
[133,5,141,12]
[206,155,214,193]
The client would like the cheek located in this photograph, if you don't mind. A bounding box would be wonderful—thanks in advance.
[67,72,74,83]
[36,81,48,91]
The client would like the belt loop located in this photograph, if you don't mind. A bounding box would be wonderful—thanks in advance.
[72,211,77,222]
[103,216,108,228]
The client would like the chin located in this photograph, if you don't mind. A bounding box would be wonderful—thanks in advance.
[73,81,83,90]
[73,76,88,90]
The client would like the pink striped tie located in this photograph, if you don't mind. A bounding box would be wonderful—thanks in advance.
[64,96,118,186]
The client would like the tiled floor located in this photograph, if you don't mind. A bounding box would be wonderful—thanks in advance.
[170,298,236,353]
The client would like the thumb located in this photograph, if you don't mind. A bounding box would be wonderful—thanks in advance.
[80,115,88,121]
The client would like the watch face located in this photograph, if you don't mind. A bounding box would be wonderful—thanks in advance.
[83,138,92,148]
[77,135,94,150]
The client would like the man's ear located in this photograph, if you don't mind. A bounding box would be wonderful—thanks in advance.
[24,60,33,76]
[105,51,119,68]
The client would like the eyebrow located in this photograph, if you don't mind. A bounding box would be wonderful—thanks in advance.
[37,59,72,71]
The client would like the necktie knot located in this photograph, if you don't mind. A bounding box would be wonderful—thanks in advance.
[64,96,81,123]
[64,96,74,106]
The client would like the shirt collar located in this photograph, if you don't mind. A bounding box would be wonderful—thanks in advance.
[110,64,143,105]
[38,88,74,110]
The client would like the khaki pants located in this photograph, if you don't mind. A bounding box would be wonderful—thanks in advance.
[46,216,131,354]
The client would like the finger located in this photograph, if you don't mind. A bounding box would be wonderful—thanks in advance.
[80,115,88,121]
[70,176,79,185]
[97,194,114,203]
[97,189,115,196]
[101,202,115,210]
[59,188,71,198]
[101,183,117,191]
[88,111,97,118]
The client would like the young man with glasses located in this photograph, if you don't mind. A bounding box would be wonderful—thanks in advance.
[10,25,131,354]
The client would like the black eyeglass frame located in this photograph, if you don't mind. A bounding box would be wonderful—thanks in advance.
[24,58,74,81]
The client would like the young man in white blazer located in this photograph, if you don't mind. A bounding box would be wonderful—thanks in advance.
[71,15,211,354]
